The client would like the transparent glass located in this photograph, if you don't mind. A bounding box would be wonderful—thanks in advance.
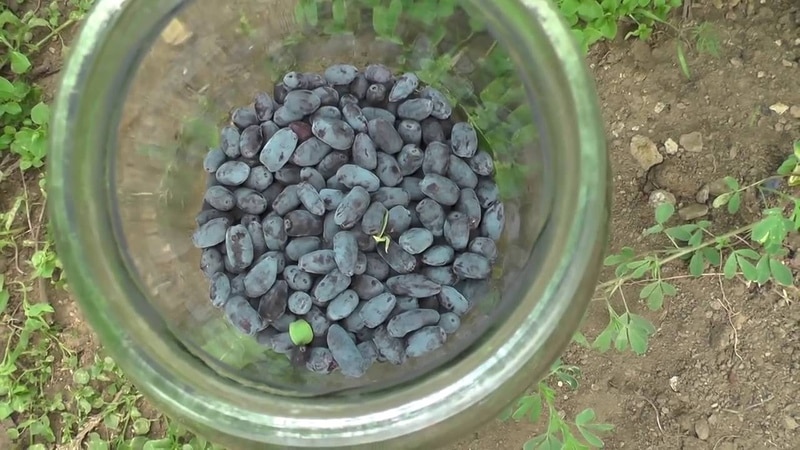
[49,0,609,448]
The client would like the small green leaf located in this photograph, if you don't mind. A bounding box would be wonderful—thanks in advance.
[103,413,120,430]
[665,226,692,241]
[644,224,663,235]
[577,1,604,20]
[724,176,740,190]
[629,260,652,279]
[626,326,648,355]
[712,192,731,208]
[0,77,15,96]
[776,155,798,176]
[647,285,664,310]
[143,439,173,450]
[372,0,403,39]
[677,42,690,79]
[557,372,579,390]
[133,418,151,435]
[586,421,616,432]
[631,313,655,334]
[603,252,629,266]
[560,0,581,15]
[735,248,760,260]
[688,230,703,247]
[701,249,719,267]
[86,433,109,450]
[332,0,346,26]
[689,252,705,276]
[751,218,771,244]
[592,322,617,352]
[523,435,547,450]
[10,51,32,74]
[655,203,674,224]
[572,331,590,347]
[598,16,618,39]
[727,192,741,214]
[514,395,541,421]
[755,255,771,285]
[737,255,758,281]
[497,405,513,421]
[769,258,794,286]
[577,426,605,448]
[639,281,659,299]
[0,289,8,314]
[575,408,596,426]
[73,368,90,385]
[30,102,50,126]
[615,327,629,351]
[303,0,318,26]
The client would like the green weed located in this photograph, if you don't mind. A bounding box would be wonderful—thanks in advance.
[501,359,614,449]
[1,0,94,169]
[557,0,683,52]
[594,140,800,356]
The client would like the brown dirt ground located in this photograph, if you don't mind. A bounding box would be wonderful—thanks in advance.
[457,1,800,449]
[4,0,799,449]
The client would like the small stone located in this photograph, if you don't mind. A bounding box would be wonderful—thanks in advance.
[649,189,676,207]
[694,418,710,441]
[669,376,679,392]
[729,57,743,68]
[678,203,709,221]
[664,138,679,155]
[160,18,193,46]
[654,102,667,114]
[784,415,800,431]
[782,59,795,68]
[790,105,800,119]
[770,102,789,115]
[757,71,766,78]
[629,135,663,170]
[695,184,710,204]
[679,132,703,153]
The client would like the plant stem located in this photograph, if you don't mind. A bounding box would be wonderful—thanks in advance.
[32,19,76,51]
[597,222,758,291]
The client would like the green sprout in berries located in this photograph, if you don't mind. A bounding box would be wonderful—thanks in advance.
[372,209,391,252]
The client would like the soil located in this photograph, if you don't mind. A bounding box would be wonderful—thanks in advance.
[455,1,800,449]
[5,0,800,448]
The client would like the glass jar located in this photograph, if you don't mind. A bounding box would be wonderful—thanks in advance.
[48,0,609,448]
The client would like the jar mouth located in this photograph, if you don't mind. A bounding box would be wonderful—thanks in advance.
[48,0,609,447]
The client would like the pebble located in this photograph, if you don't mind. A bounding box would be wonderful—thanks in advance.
[784,415,799,431]
[694,418,710,441]
[664,138,679,155]
[678,203,709,221]
[679,132,703,153]
[629,135,662,170]
[649,189,676,207]
[769,102,789,115]
[695,184,710,204]
[160,18,193,46]
[790,105,800,119]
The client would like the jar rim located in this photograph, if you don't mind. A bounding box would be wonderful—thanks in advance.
[48,0,609,448]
